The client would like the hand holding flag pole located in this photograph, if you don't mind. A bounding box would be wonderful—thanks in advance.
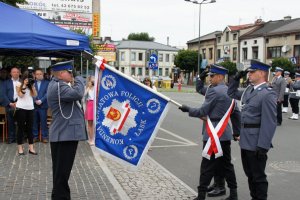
[83,50,183,108]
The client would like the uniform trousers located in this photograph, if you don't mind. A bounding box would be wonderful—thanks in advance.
[289,98,299,114]
[283,95,289,107]
[241,149,268,200]
[277,102,282,124]
[198,141,237,193]
[51,141,78,200]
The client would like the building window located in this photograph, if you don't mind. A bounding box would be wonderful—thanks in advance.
[217,49,221,59]
[266,38,269,43]
[120,52,125,61]
[138,67,142,75]
[252,47,258,59]
[209,48,213,60]
[233,33,237,40]
[159,54,163,62]
[165,68,169,76]
[242,48,248,61]
[226,32,229,41]
[131,67,135,75]
[159,68,163,76]
[202,49,206,59]
[295,34,300,40]
[217,37,221,43]
[146,52,150,61]
[165,54,170,62]
[244,41,247,45]
[121,67,125,73]
[131,52,136,61]
[254,40,257,44]
[138,53,143,61]
[145,68,149,76]
[232,47,237,61]
[267,46,282,58]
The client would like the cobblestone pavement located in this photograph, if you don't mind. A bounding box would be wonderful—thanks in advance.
[93,148,197,200]
[0,141,197,200]
[0,142,119,200]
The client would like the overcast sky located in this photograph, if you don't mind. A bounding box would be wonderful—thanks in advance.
[101,0,299,47]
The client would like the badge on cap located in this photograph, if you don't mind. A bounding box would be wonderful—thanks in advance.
[51,60,74,72]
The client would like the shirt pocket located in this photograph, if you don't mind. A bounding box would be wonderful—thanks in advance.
[69,119,84,139]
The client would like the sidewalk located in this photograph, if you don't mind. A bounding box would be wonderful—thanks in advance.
[0,141,197,200]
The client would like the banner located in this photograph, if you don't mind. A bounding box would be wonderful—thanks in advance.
[94,60,170,168]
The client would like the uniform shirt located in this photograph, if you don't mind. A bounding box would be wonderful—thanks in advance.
[271,75,286,101]
[228,79,277,151]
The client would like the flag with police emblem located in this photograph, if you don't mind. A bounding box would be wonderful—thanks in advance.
[94,63,170,168]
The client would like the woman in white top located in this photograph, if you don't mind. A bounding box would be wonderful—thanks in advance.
[84,76,95,145]
[16,71,37,155]
[143,77,157,91]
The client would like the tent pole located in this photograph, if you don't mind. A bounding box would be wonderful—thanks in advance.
[80,52,83,75]
[86,59,89,78]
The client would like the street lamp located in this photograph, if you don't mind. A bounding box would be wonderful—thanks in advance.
[185,0,216,75]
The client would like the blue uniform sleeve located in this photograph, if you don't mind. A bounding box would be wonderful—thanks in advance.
[257,90,277,150]
[196,78,207,96]
[59,77,85,102]
[188,87,216,118]
[230,101,241,137]
[228,79,243,100]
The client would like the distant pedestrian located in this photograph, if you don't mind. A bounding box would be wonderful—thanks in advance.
[228,60,277,200]
[47,61,87,200]
[179,64,240,200]
[282,71,292,113]
[85,76,95,146]
[288,72,300,120]
[143,77,157,91]
[271,67,286,126]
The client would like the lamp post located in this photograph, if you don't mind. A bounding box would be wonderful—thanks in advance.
[185,0,216,76]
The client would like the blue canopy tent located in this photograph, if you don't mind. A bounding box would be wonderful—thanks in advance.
[0,2,91,57]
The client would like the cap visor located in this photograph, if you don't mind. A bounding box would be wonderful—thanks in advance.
[207,72,216,75]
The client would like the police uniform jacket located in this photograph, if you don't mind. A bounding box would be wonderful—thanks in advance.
[284,77,292,95]
[47,76,88,142]
[271,76,286,101]
[289,80,300,99]
[228,79,277,151]
[189,81,241,142]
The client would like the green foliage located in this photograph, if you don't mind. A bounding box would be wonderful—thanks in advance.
[218,61,237,76]
[127,32,155,41]
[2,56,38,71]
[271,57,295,72]
[0,0,28,7]
[174,50,198,73]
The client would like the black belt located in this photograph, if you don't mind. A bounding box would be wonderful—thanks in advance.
[210,118,221,121]
[242,123,261,128]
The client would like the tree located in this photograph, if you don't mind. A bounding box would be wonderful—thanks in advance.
[127,32,155,41]
[218,61,237,76]
[0,0,28,7]
[271,57,295,73]
[174,50,198,84]
[2,56,38,71]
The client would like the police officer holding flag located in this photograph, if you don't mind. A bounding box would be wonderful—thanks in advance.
[179,64,240,200]
[47,61,87,200]
[228,60,277,200]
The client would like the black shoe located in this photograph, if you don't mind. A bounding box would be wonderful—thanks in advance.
[28,150,38,155]
[18,152,25,156]
[207,183,217,192]
[207,187,226,197]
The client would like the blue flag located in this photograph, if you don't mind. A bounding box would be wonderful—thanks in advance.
[94,63,170,168]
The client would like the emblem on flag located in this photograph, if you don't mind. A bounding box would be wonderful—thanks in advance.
[101,75,116,90]
[102,99,137,136]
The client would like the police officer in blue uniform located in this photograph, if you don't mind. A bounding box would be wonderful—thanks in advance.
[228,60,277,200]
[47,61,87,200]
[180,64,240,200]
[271,67,286,125]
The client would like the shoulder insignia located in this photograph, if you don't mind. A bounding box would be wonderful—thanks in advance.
[267,87,272,90]
[258,88,262,91]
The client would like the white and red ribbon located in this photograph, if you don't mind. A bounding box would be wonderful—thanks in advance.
[202,99,235,160]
